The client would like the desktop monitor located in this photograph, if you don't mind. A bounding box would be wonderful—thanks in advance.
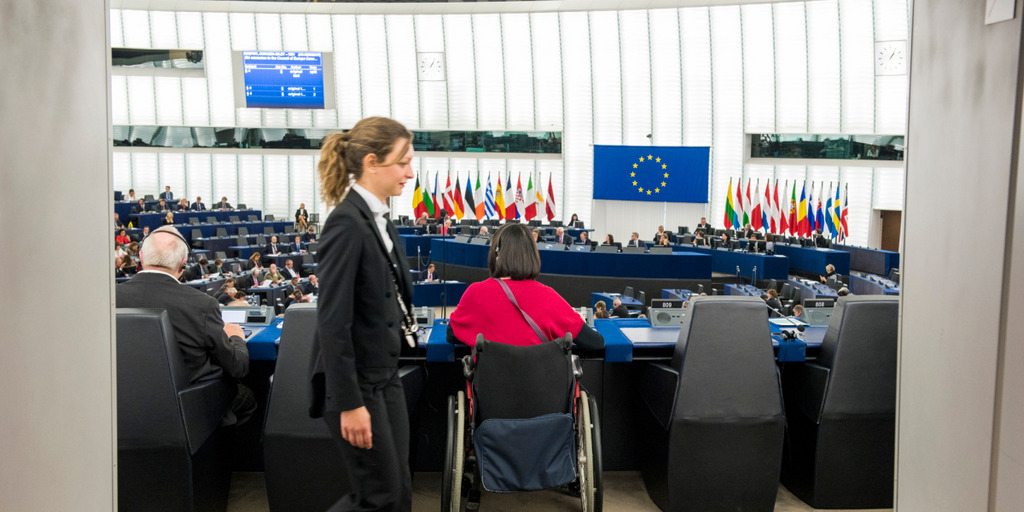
[571,243,592,252]
[220,309,247,324]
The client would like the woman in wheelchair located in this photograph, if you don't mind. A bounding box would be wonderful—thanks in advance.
[445,222,604,350]
[441,224,604,511]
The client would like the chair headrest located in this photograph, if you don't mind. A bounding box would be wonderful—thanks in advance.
[672,296,782,419]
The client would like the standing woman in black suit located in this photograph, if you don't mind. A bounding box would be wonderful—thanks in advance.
[311,116,416,511]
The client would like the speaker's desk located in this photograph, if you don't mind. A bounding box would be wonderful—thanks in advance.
[772,243,851,275]
[833,243,899,276]
[412,281,468,307]
[682,246,790,280]
[430,238,712,279]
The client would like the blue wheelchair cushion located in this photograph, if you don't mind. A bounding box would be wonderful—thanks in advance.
[474,412,577,492]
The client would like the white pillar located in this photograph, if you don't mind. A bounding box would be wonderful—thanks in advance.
[900,1,1024,510]
[0,1,115,510]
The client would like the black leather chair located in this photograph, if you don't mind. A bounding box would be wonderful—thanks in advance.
[639,296,785,511]
[116,308,235,512]
[263,305,425,511]
[780,295,899,509]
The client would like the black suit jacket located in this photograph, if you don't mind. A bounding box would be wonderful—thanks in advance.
[557,233,574,247]
[695,223,712,234]
[159,191,173,201]
[115,272,249,384]
[265,243,282,255]
[192,202,206,211]
[295,208,309,223]
[611,305,630,318]
[311,192,413,416]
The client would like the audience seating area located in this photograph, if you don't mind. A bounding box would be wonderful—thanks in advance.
[113,203,903,511]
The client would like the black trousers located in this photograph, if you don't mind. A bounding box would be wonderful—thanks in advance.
[324,371,411,512]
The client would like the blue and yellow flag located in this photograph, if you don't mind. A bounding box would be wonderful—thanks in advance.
[592,145,710,203]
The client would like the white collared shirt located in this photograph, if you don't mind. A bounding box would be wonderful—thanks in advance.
[351,183,394,254]
[137,268,181,282]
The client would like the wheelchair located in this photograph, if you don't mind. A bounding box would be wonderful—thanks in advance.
[442,334,603,511]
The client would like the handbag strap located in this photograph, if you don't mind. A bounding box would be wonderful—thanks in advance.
[493,278,549,343]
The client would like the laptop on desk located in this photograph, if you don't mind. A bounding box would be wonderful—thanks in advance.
[220,309,262,340]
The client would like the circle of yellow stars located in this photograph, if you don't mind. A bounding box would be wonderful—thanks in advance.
[630,154,669,195]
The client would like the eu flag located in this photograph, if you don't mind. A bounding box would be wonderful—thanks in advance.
[592,145,710,203]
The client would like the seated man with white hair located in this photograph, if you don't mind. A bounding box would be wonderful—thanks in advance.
[115,226,256,426]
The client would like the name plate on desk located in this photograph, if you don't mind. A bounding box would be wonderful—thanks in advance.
[803,298,835,308]
[650,298,683,309]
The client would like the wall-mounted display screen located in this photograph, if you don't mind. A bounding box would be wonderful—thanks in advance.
[232,51,336,110]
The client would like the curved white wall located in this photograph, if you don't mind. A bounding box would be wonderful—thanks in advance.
[110,0,908,246]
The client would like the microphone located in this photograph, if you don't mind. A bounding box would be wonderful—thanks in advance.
[767,303,805,341]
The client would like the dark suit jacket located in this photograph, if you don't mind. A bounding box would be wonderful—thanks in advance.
[192,202,206,211]
[556,233,574,247]
[627,239,647,249]
[611,305,630,318]
[115,271,249,384]
[295,208,309,223]
[265,243,282,255]
[695,223,712,234]
[159,191,173,201]
[281,266,300,280]
[311,192,413,416]
[132,203,148,214]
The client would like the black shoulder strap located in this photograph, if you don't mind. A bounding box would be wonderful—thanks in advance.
[493,278,549,343]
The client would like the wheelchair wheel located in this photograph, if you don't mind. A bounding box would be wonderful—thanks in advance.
[588,393,603,512]
[441,391,466,511]
[577,390,597,512]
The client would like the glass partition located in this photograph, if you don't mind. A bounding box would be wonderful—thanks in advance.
[113,126,562,153]
[750,134,904,161]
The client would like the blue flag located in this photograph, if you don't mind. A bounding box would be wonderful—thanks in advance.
[592,145,710,203]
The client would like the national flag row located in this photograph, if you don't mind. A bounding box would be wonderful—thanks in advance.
[412,170,558,222]
[723,178,850,241]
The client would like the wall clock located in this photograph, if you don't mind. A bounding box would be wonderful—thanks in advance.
[417,52,446,81]
[875,40,907,76]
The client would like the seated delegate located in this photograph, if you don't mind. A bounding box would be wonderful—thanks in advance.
[447,223,604,350]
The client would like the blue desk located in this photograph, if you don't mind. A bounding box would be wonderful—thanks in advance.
[396,226,425,236]
[130,209,263,232]
[591,292,642,312]
[114,202,133,225]
[725,284,764,296]
[773,244,850,275]
[249,284,292,307]
[850,274,900,295]
[834,244,899,276]
[683,246,789,280]
[413,281,468,307]
[430,239,712,279]
[245,318,284,360]
[661,289,693,301]
[789,278,838,299]
[400,234,445,258]
[601,318,825,362]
